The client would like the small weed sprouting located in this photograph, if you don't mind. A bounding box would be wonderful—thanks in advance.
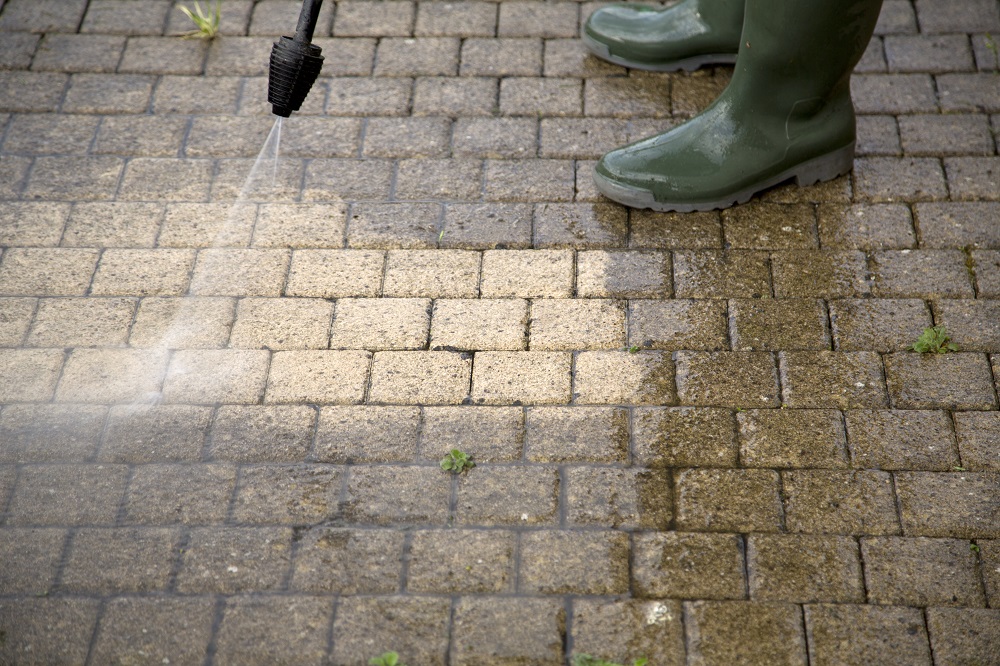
[369,652,405,666]
[985,33,999,70]
[910,326,958,354]
[954,466,966,472]
[627,345,641,354]
[970,542,981,554]
[178,0,221,39]
[572,655,649,666]
[440,448,475,474]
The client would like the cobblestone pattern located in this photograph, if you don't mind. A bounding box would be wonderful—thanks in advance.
[1,0,999,663]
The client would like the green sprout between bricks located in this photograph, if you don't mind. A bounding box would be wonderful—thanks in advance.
[369,652,405,666]
[910,326,959,353]
[178,0,221,39]
[440,448,475,473]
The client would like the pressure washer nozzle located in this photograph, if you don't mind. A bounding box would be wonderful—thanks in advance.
[268,36,324,118]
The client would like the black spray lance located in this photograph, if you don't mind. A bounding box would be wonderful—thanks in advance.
[267,0,325,117]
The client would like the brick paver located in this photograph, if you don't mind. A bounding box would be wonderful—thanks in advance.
[0,0,998,663]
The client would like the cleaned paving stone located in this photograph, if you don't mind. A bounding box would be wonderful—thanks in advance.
[214,596,333,666]
[314,405,420,463]
[99,404,211,463]
[571,599,685,666]
[420,405,524,462]
[176,527,293,594]
[0,404,105,463]
[632,531,746,600]
[59,526,179,594]
[747,534,865,603]
[0,527,67,595]
[525,406,628,463]
[89,597,215,666]
[407,528,515,594]
[122,463,236,525]
[451,597,565,666]
[519,530,630,595]
[291,527,404,594]
[0,598,100,666]
[331,596,450,666]
[565,467,672,529]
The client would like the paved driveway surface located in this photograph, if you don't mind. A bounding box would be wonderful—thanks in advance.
[0,0,998,663]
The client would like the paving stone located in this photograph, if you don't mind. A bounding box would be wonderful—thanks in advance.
[529,298,623,350]
[189,248,290,296]
[431,298,527,351]
[450,597,565,666]
[574,350,676,405]
[684,601,807,666]
[119,36,208,74]
[456,465,559,526]
[62,72,155,113]
[782,470,900,535]
[899,114,993,157]
[747,534,863,603]
[233,464,343,524]
[406,528,515,594]
[99,404,211,463]
[90,597,215,666]
[674,351,778,408]
[286,249,385,298]
[314,405,420,463]
[118,157,214,202]
[248,0,334,35]
[81,0,172,34]
[330,297,429,350]
[60,526,178,594]
[853,157,948,202]
[0,296,34,346]
[420,406,524,463]
[721,203,818,250]
[845,409,958,471]
[0,0,89,32]
[91,248,195,296]
[915,0,1000,33]
[871,249,975,298]
[633,407,738,468]
[63,201,162,247]
[414,76,498,117]
[25,296,132,347]
[577,250,671,298]
[347,203,443,250]
[0,404,105,463]
[157,202,255,248]
[176,526,292,593]
[484,158,576,202]
[632,531,745,600]
[862,536,986,606]
[364,116,451,158]
[539,117,630,159]
[302,158,392,203]
[214,596,333,666]
[730,298,830,351]
[231,297,333,350]
[851,74,938,114]
[333,0,413,36]
[670,68,731,117]
[543,37,627,77]
[883,352,997,410]
[480,249,574,298]
[0,202,70,248]
[565,466,672,529]
[415,1,496,36]
[24,155,124,201]
[0,32,38,69]
[533,202,627,249]
[440,203,533,249]
[0,348,63,402]
[31,33,125,73]
[375,36,460,76]
[266,350,371,404]
[925,608,1000,666]
[945,156,1000,201]
[585,76,671,118]
[973,249,1000,296]
[771,249,871,298]
[209,405,316,462]
[343,465,451,525]
[129,296,235,349]
[291,527,403,594]
[203,36,276,76]
[856,114,901,155]
[780,351,889,409]
[983,539,1000,606]
[886,35,975,73]
[251,202,347,248]
[804,604,931,666]
[0,598,100,666]
[331,596,450,666]
[915,202,1000,249]
[828,298,932,352]
[0,71,67,113]
[520,530,629,595]
[525,406,627,463]
[0,154,29,199]
[737,409,848,469]
[571,599,685,666]
[673,250,771,298]
[182,114,276,158]
[369,350,472,404]
[629,299,728,351]
[153,75,241,114]
[499,1,578,37]
[4,114,100,155]
[122,463,236,525]
[500,76,582,116]
[674,468,782,533]
[0,527,66,595]
[162,349,269,404]
[954,412,1000,471]
[472,351,571,404]
[57,348,169,403]
[6,463,127,526]
[461,37,542,76]
[938,73,1000,113]
[894,472,1000,538]
[394,158,484,201]
[324,76,411,116]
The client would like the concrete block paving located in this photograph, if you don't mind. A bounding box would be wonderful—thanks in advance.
[0,0,998,663]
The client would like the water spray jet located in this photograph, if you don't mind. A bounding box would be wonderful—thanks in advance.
[268,0,325,118]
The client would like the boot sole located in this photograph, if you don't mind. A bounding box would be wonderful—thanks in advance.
[594,142,856,212]
[582,31,738,72]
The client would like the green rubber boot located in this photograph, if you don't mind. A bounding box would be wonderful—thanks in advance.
[594,0,884,212]
[583,0,744,71]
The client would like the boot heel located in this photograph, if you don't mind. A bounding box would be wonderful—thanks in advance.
[793,142,855,186]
